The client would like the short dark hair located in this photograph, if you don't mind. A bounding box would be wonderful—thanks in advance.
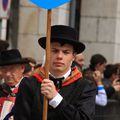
[104,64,118,79]
[51,41,76,53]
[89,54,107,71]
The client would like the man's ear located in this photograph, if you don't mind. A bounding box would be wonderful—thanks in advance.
[21,65,25,72]
[73,53,77,61]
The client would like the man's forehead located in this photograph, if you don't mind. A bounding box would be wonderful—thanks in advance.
[51,42,74,49]
[0,64,22,69]
[76,54,84,59]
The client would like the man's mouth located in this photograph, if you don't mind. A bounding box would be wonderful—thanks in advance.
[54,62,64,66]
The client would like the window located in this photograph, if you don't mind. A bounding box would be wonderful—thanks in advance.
[69,0,81,39]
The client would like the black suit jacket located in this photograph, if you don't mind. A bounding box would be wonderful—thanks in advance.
[14,76,96,120]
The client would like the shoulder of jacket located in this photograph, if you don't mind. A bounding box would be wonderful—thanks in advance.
[79,77,96,86]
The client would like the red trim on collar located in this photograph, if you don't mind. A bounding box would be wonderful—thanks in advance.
[62,73,81,87]
[33,72,81,87]
[33,74,43,83]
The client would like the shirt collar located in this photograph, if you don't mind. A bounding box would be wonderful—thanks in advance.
[11,77,24,91]
[49,68,71,79]
[63,69,71,79]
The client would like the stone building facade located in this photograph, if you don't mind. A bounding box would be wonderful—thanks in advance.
[80,0,120,65]
[16,0,70,63]
[9,0,120,65]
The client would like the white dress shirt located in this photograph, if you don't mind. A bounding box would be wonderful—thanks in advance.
[96,85,107,106]
[49,69,71,108]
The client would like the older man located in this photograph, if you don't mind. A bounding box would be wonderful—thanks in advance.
[0,40,9,84]
[0,49,29,119]
[14,25,96,120]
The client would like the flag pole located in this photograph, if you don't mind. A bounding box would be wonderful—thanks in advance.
[43,9,52,120]
[30,1,72,120]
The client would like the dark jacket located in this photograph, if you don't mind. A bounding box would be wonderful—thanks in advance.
[14,69,96,120]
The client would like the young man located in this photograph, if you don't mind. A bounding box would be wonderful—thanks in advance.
[14,25,96,120]
[0,49,29,119]
[83,54,107,106]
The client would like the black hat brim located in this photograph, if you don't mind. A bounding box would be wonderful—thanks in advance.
[0,58,29,66]
[38,36,85,54]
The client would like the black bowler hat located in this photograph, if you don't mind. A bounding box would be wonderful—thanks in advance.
[0,49,29,66]
[0,40,9,52]
[38,25,85,54]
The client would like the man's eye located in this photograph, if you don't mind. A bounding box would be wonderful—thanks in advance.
[51,49,58,53]
[64,51,70,54]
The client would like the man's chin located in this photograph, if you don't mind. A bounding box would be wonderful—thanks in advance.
[6,82,14,86]
[54,67,63,71]
[51,68,62,73]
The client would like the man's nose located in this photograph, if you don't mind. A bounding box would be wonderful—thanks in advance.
[57,52,63,59]
[6,71,11,76]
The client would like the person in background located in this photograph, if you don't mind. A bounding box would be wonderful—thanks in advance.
[103,64,120,99]
[95,64,120,120]
[89,54,107,74]
[73,53,85,71]
[83,54,107,106]
[0,40,9,84]
[23,57,37,77]
[23,63,33,77]
[14,25,96,120]
[0,49,29,120]
[25,57,37,71]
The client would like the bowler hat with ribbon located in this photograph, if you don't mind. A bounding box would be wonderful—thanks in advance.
[0,49,29,66]
[38,25,85,54]
[0,40,9,52]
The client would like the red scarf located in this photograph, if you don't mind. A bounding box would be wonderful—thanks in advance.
[0,87,18,114]
[33,66,82,87]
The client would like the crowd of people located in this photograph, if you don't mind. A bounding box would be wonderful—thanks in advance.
[0,25,120,120]
[74,53,120,120]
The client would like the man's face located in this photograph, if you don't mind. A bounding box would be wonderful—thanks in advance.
[96,63,106,74]
[75,53,85,69]
[0,64,24,86]
[0,70,3,80]
[49,42,76,76]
